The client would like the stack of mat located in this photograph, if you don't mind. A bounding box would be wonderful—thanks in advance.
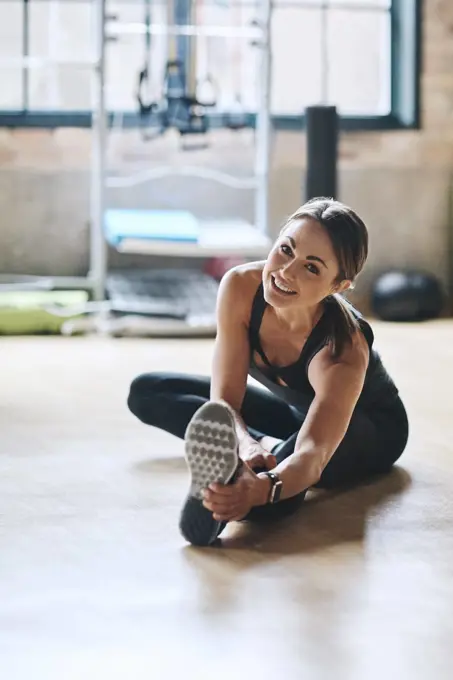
[102,268,219,337]
[104,209,200,248]
[0,290,89,335]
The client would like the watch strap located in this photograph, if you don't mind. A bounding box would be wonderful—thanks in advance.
[264,471,283,504]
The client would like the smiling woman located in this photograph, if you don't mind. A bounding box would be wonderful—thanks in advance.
[127,197,409,547]
[265,200,369,359]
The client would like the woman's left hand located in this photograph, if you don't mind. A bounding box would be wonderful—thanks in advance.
[202,464,270,522]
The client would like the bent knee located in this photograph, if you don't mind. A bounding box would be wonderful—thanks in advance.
[127,372,167,420]
[127,371,188,421]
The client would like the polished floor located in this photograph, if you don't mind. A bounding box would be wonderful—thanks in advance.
[2,321,453,680]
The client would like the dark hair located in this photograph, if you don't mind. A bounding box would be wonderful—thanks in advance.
[282,197,369,358]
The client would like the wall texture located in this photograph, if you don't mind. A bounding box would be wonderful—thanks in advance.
[1,0,452,310]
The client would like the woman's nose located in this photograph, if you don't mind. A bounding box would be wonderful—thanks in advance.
[281,259,299,280]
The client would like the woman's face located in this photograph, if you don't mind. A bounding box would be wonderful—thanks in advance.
[262,217,350,309]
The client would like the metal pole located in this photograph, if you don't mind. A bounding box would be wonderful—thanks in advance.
[254,0,272,237]
[145,0,152,72]
[89,0,107,301]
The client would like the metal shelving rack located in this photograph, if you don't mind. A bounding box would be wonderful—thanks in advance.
[94,0,273,300]
[0,0,274,304]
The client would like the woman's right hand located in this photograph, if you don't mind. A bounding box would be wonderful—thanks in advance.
[241,441,277,471]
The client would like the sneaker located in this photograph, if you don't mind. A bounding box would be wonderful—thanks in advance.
[179,401,241,546]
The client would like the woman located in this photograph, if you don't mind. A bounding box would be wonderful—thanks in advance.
[128,198,409,547]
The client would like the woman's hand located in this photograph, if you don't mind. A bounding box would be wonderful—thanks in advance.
[241,440,277,471]
[202,464,270,522]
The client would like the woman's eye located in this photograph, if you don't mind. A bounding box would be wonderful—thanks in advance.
[280,244,292,256]
[306,263,320,275]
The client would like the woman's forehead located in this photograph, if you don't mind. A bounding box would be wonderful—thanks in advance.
[283,217,331,247]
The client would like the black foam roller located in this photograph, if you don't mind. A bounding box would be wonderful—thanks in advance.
[305,105,338,200]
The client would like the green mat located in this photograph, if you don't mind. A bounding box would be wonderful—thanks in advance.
[0,290,89,335]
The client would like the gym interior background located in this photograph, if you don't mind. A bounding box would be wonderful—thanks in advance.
[2,1,453,679]
[2,0,451,318]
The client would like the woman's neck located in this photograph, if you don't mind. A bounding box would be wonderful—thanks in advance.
[272,300,325,335]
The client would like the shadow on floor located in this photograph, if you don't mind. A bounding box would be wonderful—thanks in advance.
[181,465,412,561]
[135,453,412,559]
[176,466,412,613]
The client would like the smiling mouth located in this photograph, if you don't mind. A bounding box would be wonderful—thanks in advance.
[271,274,297,296]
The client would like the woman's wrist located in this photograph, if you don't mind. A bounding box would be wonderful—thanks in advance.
[229,409,255,449]
[254,473,272,506]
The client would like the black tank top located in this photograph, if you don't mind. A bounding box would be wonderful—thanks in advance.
[248,282,399,415]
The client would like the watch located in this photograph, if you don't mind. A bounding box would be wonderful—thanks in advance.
[263,471,283,504]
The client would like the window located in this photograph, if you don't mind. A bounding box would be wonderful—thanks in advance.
[0,0,421,130]
[0,1,24,110]
[28,0,92,111]
[197,0,391,118]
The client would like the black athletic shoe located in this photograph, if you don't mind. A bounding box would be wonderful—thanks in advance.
[179,401,241,546]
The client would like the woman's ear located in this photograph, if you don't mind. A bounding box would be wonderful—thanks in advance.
[333,280,352,295]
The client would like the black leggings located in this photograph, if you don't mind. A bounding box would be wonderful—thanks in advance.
[127,372,409,520]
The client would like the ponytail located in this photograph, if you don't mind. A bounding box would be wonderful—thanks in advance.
[325,294,361,360]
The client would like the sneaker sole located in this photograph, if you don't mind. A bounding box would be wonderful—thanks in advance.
[179,401,240,546]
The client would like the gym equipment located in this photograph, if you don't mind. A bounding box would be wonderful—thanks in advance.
[104,209,200,247]
[135,0,219,148]
[224,95,249,131]
[0,290,88,335]
[101,0,272,335]
[223,1,248,131]
[0,0,273,338]
[136,0,165,141]
[371,270,445,322]
[105,268,219,336]
[163,60,213,145]
[305,105,338,201]
[0,275,53,292]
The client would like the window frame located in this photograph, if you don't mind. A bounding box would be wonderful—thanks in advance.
[0,0,421,132]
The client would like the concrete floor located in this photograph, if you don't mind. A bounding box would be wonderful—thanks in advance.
[1,321,453,680]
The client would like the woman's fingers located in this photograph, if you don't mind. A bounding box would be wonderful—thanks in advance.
[209,504,241,520]
[213,507,248,521]
[203,488,237,504]
[265,454,277,470]
[228,513,247,522]
[246,453,266,468]
[207,482,236,496]
[202,489,242,518]
[203,498,234,511]
[213,511,241,521]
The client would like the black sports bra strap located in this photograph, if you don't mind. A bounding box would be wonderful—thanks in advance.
[249,282,266,332]
[248,282,273,368]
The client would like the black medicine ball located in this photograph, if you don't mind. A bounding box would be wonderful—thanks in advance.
[371,269,445,322]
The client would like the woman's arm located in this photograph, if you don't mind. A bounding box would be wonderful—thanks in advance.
[210,267,260,450]
[255,330,370,501]
[203,326,370,520]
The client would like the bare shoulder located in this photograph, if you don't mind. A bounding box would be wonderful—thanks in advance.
[312,327,370,374]
[220,260,264,287]
[217,261,265,325]
[307,328,370,402]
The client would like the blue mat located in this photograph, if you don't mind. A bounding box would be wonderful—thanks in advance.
[105,209,200,247]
